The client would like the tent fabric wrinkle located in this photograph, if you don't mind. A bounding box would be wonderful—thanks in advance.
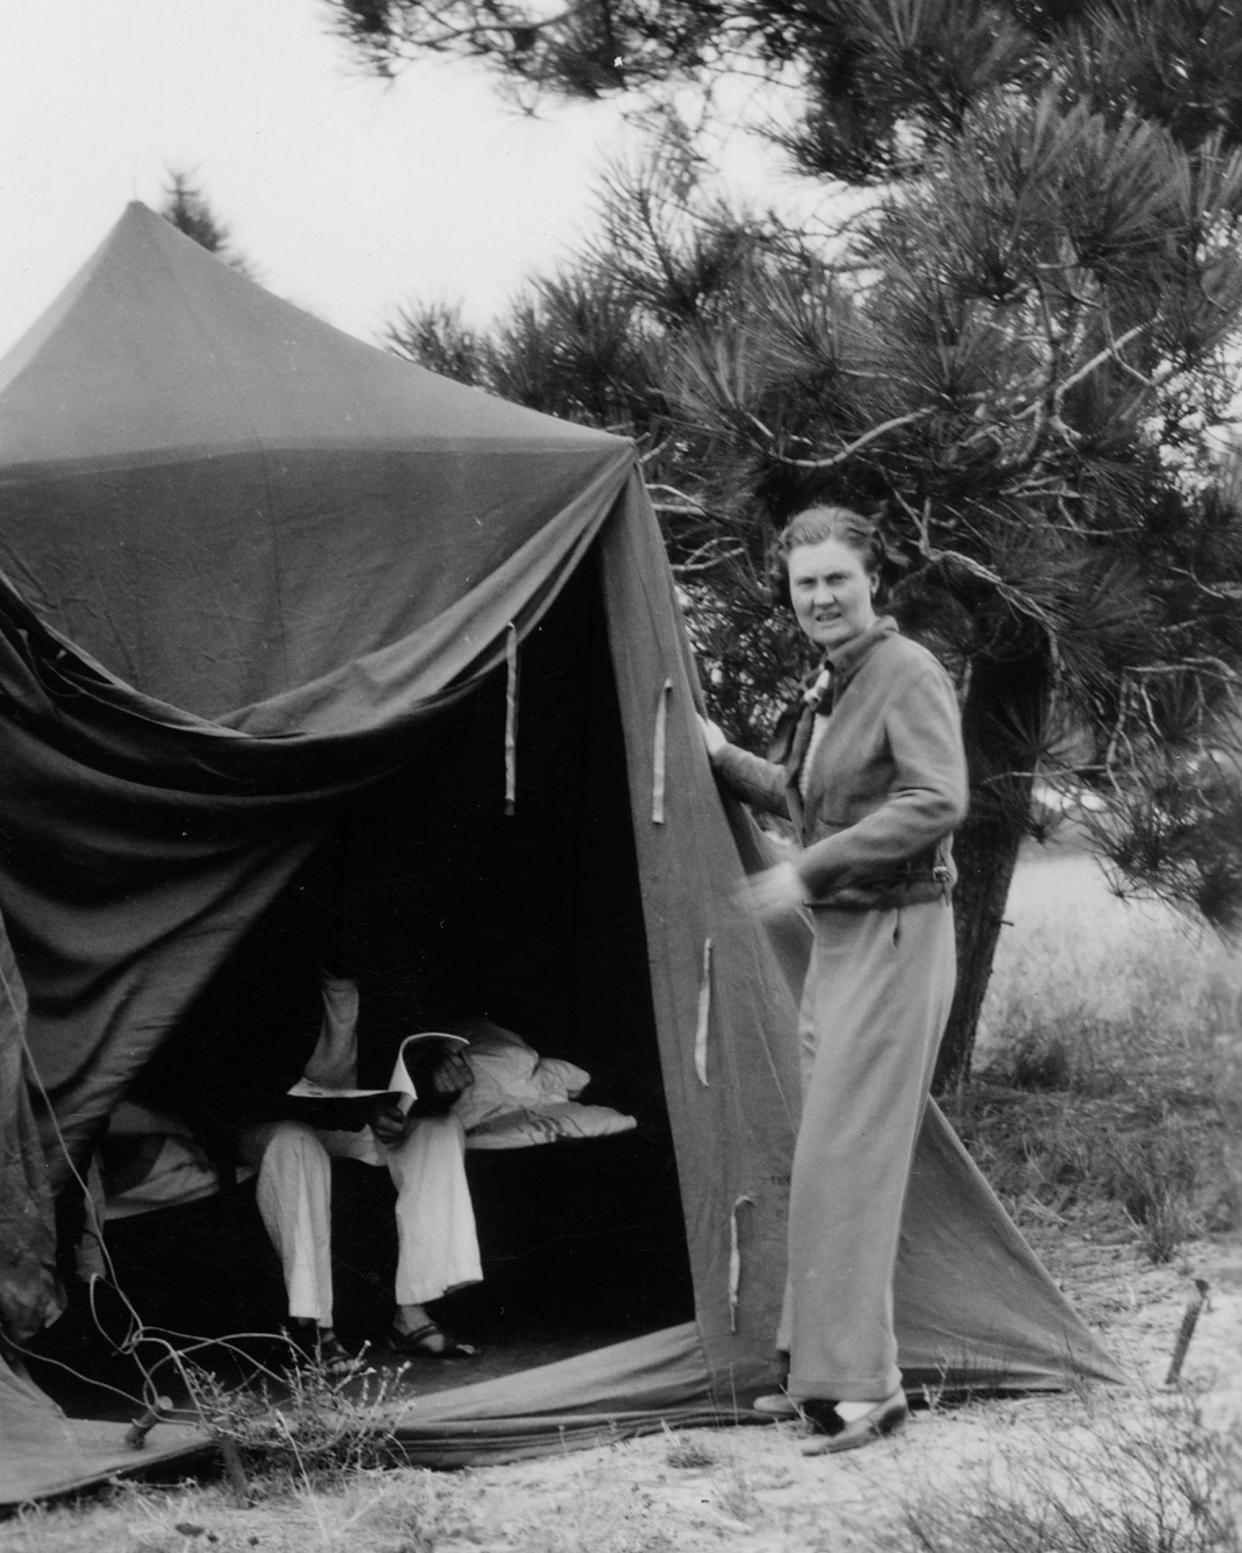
[0,203,1122,1499]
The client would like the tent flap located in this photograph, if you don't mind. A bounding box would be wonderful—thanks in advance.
[0,1354,209,1508]
[0,933,60,1336]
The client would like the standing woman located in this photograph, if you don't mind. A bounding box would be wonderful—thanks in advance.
[701,505,968,1454]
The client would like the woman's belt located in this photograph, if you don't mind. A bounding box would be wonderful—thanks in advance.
[805,862,955,912]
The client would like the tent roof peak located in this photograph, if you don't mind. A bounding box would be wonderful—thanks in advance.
[0,201,626,464]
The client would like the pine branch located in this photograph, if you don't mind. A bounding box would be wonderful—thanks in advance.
[1052,323,1147,403]
[771,408,934,470]
[646,482,708,511]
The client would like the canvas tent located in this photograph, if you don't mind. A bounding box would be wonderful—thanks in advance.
[0,204,1119,1501]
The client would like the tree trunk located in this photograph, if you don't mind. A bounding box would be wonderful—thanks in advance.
[933,645,1051,1093]
[936,802,1027,1093]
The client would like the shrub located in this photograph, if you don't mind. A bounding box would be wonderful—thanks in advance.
[1105,1121,1203,1264]
[883,1394,1241,1553]
[958,848,1236,1258]
[181,1346,415,1496]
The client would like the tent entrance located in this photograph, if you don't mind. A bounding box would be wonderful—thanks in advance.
[26,556,696,1418]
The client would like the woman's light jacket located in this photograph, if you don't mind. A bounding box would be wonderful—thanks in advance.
[710,617,969,911]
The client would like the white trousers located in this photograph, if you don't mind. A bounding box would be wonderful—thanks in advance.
[247,1115,482,1327]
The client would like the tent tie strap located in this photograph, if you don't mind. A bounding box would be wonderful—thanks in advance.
[504,622,520,816]
[652,678,673,823]
[729,1194,755,1333]
[694,937,712,1086]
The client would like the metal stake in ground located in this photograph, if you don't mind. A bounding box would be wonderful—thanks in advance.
[1164,1278,1211,1386]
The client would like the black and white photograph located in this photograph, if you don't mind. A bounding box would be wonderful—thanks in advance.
[0,4,1239,1548]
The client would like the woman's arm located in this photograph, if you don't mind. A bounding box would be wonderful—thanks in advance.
[700,715,791,816]
[794,662,968,898]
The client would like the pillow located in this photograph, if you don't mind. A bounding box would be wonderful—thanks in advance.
[534,1057,590,1099]
[447,1017,591,1131]
[464,1101,637,1151]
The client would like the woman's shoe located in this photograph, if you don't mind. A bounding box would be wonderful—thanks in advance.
[387,1320,480,1360]
[801,1389,908,1455]
[751,1392,801,1418]
[799,1397,847,1437]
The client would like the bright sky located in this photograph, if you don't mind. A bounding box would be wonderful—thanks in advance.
[0,0,800,357]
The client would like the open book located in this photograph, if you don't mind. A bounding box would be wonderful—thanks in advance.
[287,1030,468,1102]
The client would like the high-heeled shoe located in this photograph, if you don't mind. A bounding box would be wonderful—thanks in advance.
[751,1391,802,1418]
[801,1389,907,1455]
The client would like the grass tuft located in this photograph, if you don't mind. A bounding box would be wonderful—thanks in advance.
[662,1424,717,1471]
[882,1393,1242,1553]
[1105,1119,1203,1263]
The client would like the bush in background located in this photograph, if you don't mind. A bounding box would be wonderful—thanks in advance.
[947,842,1239,1261]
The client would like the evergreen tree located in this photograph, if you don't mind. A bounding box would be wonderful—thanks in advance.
[160,170,254,277]
[357,1,1242,1084]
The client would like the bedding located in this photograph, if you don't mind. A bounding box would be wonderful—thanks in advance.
[101,1023,636,1218]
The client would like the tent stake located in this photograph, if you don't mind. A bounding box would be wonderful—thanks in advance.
[124,1394,172,1450]
[1164,1278,1210,1386]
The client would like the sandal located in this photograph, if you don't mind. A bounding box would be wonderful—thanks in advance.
[287,1322,366,1378]
[387,1320,480,1360]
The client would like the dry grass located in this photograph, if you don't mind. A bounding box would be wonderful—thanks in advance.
[882,1391,1242,1553]
[948,843,1241,1261]
[180,1348,418,1493]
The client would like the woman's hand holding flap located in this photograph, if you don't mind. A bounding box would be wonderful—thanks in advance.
[736,860,805,919]
[698,714,727,758]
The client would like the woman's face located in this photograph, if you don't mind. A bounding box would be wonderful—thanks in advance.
[787,538,878,653]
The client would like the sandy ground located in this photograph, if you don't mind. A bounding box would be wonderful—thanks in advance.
[4,1225,1239,1552]
[423,1228,1242,1553]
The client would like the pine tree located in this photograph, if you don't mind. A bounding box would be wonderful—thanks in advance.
[355,1,1242,1084]
[160,170,254,277]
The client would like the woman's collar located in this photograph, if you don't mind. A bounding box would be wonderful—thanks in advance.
[825,615,898,683]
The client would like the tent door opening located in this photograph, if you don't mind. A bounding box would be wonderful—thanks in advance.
[27,556,695,1415]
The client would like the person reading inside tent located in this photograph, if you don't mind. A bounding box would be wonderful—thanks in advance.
[238,968,484,1375]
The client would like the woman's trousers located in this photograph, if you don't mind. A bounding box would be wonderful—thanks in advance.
[780,899,956,1401]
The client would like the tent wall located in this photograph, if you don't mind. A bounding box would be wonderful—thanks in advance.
[600,485,803,1402]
